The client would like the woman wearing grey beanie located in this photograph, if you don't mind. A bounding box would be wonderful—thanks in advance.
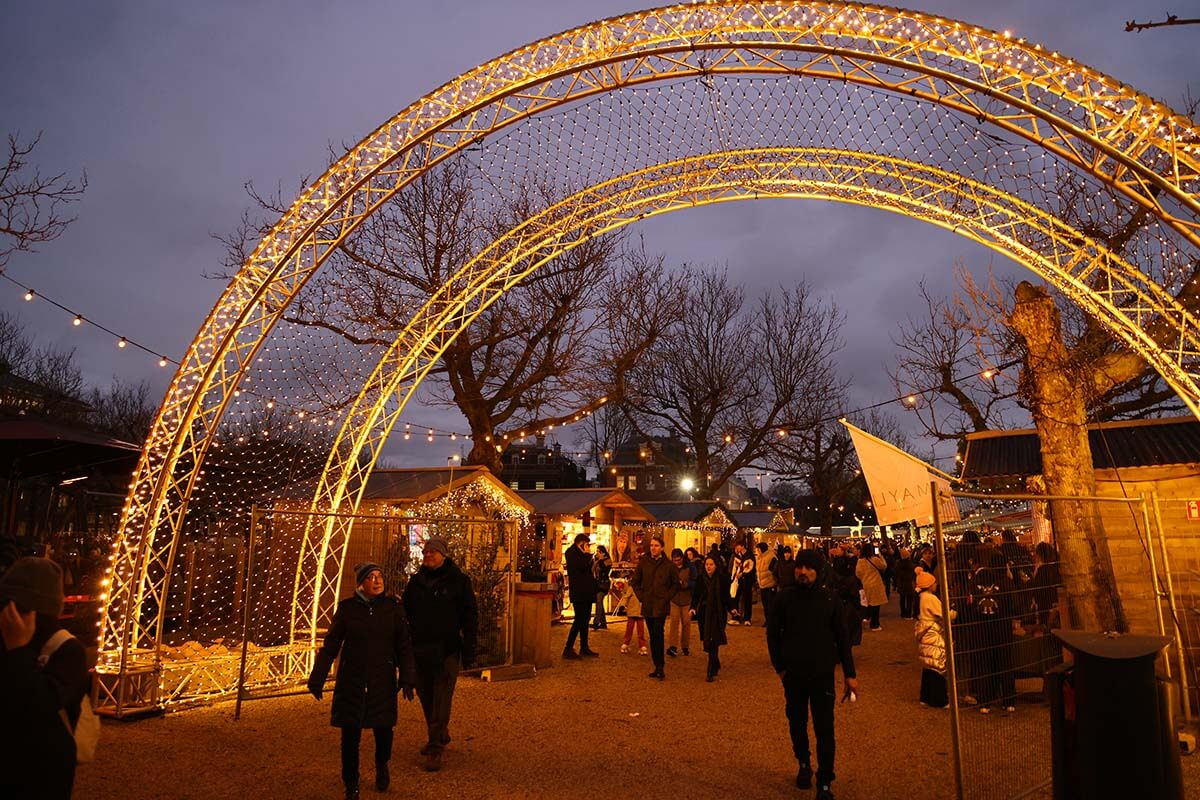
[308,561,417,800]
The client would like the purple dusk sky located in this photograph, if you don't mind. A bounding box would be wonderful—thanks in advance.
[2,1,1197,472]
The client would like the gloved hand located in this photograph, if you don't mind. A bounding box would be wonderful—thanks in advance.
[402,685,415,702]
[307,680,323,701]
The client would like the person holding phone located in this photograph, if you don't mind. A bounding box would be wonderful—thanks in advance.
[767,549,860,800]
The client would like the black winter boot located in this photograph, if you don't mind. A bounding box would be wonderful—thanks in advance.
[376,761,390,791]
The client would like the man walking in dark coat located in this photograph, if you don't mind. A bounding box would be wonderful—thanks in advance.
[562,533,599,659]
[630,534,677,679]
[308,561,416,800]
[767,549,860,800]
[403,535,478,773]
[1,557,90,800]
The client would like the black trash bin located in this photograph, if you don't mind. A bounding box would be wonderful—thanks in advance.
[1048,631,1183,800]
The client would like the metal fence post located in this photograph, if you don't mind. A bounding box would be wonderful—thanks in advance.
[1151,493,1193,721]
[932,481,965,800]
[234,505,260,721]
[1140,494,1172,682]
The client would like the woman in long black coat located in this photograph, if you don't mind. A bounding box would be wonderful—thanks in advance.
[968,551,1017,713]
[691,554,731,681]
[308,562,417,800]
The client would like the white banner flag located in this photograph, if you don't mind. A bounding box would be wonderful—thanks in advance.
[841,420,960,527]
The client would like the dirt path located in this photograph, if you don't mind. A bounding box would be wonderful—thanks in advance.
[74,596,1196,799]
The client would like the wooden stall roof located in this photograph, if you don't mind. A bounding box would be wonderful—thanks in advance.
[962,416,1200,480]
[727,509,795,531]
[516,488,653,521]
[272,466,533,511]
[639,501,724,524]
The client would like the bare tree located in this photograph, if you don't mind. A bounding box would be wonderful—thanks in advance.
[0,312,33,372]
[88,378,156,443]
[888,270,1020,444]
[221,159,682,474]
[626,268,843,497]
[766,385,907,533]
[575,398,639,478]
[27,347,84,417]
[1,133,86,269]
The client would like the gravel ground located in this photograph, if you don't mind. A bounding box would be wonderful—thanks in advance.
[75,597,1197,800]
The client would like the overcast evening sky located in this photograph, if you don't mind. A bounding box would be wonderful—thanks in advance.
[2,1,1197,473]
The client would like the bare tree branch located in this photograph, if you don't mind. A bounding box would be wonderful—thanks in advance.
[0,133,86,269]
[1126,14,1200,32]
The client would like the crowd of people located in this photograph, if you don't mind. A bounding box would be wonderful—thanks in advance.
[560,532,867,799]
[554,527,1063,798]
[0,523,1060,800]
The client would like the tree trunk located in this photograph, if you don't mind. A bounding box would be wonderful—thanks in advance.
[465,436,503,476]
[1009,282,1126,632]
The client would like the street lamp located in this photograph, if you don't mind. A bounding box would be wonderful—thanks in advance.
[448,453,460,488]
[681,476,695,500]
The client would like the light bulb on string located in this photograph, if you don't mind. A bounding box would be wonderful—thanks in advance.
[23,289,34,301]
[73,315,83,327]
[117,337,127,349]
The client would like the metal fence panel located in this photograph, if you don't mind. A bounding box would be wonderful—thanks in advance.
[935,491,1171,800]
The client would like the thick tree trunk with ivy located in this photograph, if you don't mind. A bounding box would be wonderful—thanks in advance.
[1009,282,1126,632]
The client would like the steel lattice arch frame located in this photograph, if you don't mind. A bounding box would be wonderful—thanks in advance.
[96,1,1200,713]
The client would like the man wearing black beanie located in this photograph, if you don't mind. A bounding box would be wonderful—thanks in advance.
[767,549,860,800]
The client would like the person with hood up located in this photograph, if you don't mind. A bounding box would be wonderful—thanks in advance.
[402,536,478,772]
[690,554,731,681]
[308,561,417,800]
[767,549,859,800]
[0,557,89,800]
[913,568,954,708]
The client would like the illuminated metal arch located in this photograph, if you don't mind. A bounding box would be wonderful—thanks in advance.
[98,1,1200,709]
[291,147,1200,645]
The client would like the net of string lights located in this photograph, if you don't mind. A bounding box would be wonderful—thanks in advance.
[94,2,1200,714]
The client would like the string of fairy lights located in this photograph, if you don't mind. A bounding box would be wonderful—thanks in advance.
[0,269,177,367]
[2,254,1020,466]
[84,27,1200,712]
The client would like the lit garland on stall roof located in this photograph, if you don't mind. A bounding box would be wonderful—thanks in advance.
[405,479,530,522]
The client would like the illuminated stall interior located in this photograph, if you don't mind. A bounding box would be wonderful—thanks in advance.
[519,488,652,620]
[520,488,652,573]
